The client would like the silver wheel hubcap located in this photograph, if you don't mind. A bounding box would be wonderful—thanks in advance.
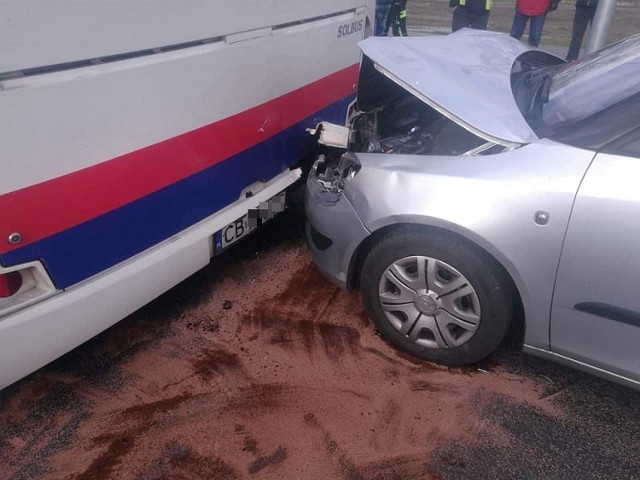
[378,256,481,349]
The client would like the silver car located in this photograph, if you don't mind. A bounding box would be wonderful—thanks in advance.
[304,30,640,390]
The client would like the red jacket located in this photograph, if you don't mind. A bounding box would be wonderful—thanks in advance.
[516,0,552,16]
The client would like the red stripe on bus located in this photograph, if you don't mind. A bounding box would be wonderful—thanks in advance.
[0,64,358,254]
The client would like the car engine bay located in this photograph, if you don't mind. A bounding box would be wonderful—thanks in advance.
[306,55,509,196]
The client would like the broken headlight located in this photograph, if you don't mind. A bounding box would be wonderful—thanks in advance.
[310,152,361,205]
[312,152,361,194]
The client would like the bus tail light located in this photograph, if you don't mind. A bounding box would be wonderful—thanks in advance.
[0,272,23,298]
[0,262,58,318]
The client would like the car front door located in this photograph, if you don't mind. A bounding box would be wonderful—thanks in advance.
[550,141,640,384]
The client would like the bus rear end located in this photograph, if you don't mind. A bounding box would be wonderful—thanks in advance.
[0,0,373,389]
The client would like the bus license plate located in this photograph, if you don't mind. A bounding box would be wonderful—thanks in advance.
[214,192,286,254]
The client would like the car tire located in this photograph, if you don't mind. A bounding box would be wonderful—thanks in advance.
[360,228,513,366]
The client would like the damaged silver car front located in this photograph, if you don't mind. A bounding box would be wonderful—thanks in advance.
[306,30,568,203]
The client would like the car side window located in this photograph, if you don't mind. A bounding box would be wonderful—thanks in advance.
[549,91,640,151]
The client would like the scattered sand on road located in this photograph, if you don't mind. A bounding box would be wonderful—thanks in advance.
[1,215,638,479]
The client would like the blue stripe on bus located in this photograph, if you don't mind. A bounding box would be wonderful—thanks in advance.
[1,96,353,288]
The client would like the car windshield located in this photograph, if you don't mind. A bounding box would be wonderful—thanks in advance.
[542,34,640,130]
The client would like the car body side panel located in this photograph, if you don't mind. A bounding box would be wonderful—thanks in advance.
[550,152,640,382]
[304,179,371,289]
[344,141,595,349]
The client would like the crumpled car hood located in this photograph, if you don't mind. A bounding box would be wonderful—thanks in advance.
[359,30,543,146]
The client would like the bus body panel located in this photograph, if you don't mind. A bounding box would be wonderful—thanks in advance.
[2,13,364,194]
[0,169,299,389]
[0,1,373,388]
[1,10,366,287]
[0,0,368,72]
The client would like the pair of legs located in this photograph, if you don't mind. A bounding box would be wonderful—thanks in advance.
[566,5,597,60]
[451,7,490,32]
[386,0,408,36]
[376,0,408,36]
[375,1,393,36]
[510,12,546,47]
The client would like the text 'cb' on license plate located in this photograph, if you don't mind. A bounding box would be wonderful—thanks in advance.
[214,191,286,254]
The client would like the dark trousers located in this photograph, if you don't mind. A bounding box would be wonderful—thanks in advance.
[375,1,393,36]
[566,5,597,60]
[510,12,547,47]
[386,0,408,36]
[452,6,490,32]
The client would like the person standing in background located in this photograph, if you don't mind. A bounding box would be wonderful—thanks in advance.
[375,0,394,36]
[450,0,492,32]
[509,0,560,47]
[566,0,599,60]
[386,0,409,36]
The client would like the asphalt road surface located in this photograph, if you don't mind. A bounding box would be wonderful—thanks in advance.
[2,211,639,479]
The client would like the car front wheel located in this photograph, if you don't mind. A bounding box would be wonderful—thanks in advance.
[360,229,513,366]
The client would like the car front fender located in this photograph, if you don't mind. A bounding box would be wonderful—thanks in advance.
[344,141,596,350]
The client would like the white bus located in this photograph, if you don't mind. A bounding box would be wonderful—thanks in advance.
[0,0,373,388]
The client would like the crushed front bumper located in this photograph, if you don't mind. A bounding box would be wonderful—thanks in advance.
[304,174,370,290]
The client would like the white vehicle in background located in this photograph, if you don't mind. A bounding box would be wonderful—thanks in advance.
[0,0,373,389]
